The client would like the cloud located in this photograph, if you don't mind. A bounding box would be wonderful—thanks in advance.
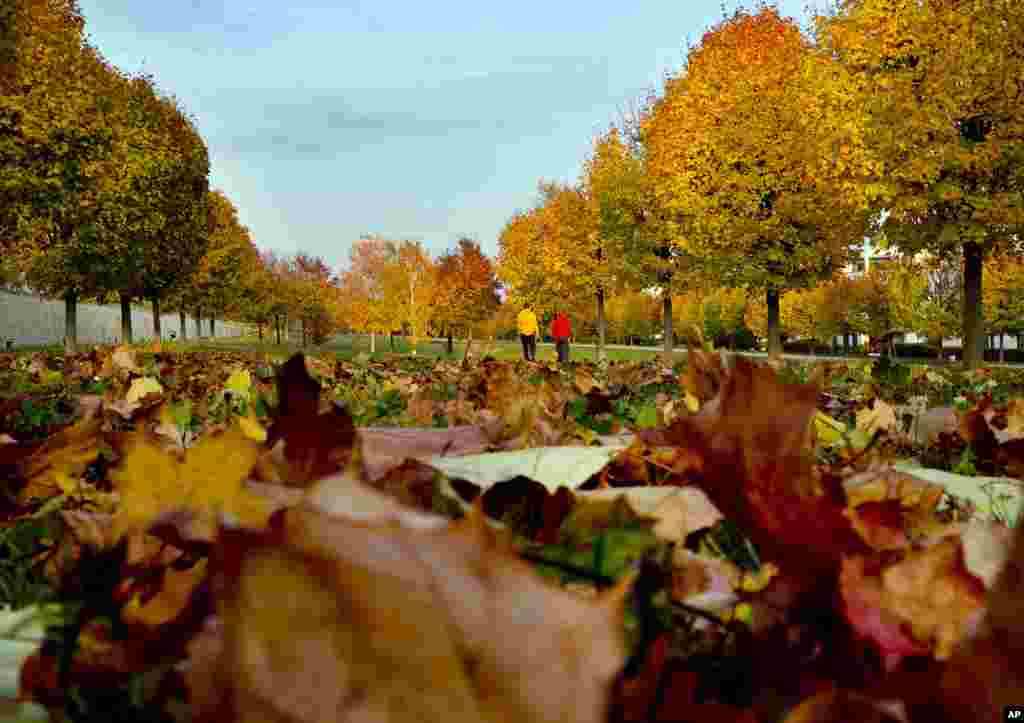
[204,54,611,160]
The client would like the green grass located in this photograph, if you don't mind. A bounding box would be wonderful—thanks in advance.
[180,335,692,364]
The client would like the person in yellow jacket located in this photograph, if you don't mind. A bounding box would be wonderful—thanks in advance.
[516,306,538,361]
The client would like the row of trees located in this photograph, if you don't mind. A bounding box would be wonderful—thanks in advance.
[335,235,501,352]
[1,0,342,349]
[496,1,1024,367]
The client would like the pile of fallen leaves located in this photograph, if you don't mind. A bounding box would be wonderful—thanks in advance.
[0,344,1021,723]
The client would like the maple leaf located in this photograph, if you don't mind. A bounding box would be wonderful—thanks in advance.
[195,501,627,723]
[264,353,357,485]
[842,468,946,550]
[838,540,985,671]
[642,351,867,576]
[10,416,103,502]
[110,427,272,539]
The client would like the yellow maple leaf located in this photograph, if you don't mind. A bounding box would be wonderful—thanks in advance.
[111,426,270,538]
[224,368,252,402]
[125,376,163,404]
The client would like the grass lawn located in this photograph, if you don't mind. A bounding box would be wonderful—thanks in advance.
[181,335,692,364]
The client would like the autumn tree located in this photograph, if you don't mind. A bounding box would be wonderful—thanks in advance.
[433,237,500,354]
[983,251,1024,359]
[132,93,211,341]
[1,3,128,350]
[338,236,435,352]
[605,290,656,345]
[380,239,436,350]
[818,0,1024,366]
[497,181,596,323]
[286,253,338,346]
[338,237,391,352]
[580,128,651,357]
[164,190,246,339]
[644,7,869,360]
[0,0,100,259]
[496,207,551,310]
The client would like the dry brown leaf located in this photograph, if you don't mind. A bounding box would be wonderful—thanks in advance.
[359,425,491,481]
[197,500,627,723]
[264,353,358,486]
[839,540,985,671]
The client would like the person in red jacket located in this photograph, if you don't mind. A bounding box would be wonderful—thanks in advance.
[550,311,572,363]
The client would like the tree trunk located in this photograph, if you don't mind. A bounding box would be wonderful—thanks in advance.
[446,329,454,355]
[370,331,376,353]
[596,287,606,360]
[195,310,202,339]
[209,318,215,337]
[64,292,78,353]
[179,311,188,341]
[257,323,263,341]
[274,316,281,345]
[999,333,1005,363]
[962,241,984,369]
[120,293,133,345]
[152,297,162,340]
[766,287,782,361]
[662,295,674,357]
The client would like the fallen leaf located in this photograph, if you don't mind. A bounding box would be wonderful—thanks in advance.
[264,353,358,485]
[843,468,946,548]
[15,418,103,503]
[199,502,627,723]
[125,377,163,404]
[855,399,898,438]
[839,540,985,671]
[223,368,252,402]
[580,486,722,545]
[111,426,271,539]
[110,346,140,375]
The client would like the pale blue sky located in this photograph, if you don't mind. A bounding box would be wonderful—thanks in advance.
[77,0,810,270]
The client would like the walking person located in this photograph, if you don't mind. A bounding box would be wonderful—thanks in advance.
[551,310,572,364]
[517,305,538,361]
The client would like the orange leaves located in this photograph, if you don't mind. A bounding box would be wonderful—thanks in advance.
[643,7,867,294]
[498,180,599,310]
[434,238,501,332]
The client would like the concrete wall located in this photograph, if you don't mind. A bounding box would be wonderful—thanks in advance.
[0,290,249,347]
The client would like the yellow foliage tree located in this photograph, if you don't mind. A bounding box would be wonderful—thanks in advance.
[817,0,1024,366]
[644,7,870,360]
